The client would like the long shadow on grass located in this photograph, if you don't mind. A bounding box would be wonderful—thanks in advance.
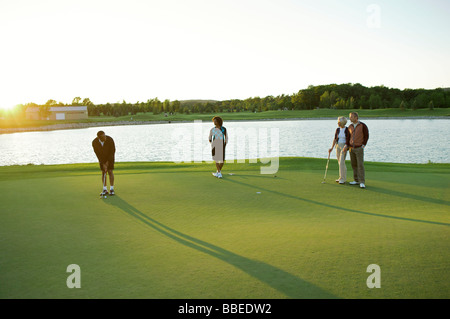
[223,177,450,227]
[106,196,338,299]
[365,185,450,207]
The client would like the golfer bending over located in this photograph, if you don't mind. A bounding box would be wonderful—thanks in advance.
[92,130,116,196]
[209,116,228,178]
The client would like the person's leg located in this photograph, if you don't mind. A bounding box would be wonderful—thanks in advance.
[350,148,358,182]
[215,162,221,172]
[108,170,115,194]
[337,143,346,182]
[336,144,342,181]
[108,170,114,187]
[354,148,365,184]
[341,146,347,182]
[220,145,225,172]
[217,162,224,178]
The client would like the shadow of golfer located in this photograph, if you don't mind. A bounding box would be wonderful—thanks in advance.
[223,177,450,227]
[105,196,338,299]
[365,185,450,207]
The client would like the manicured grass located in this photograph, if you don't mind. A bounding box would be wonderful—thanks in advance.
[1,108,449,129]
[0,158,448,298]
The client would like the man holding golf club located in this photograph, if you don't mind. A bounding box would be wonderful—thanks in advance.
[92,131,116,196]
[343,112,369,188]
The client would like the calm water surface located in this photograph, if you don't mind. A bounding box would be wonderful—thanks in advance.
[0,119,449,166]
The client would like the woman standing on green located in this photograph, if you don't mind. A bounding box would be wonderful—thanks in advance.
[209,116,228,178]
[328,116,349,184]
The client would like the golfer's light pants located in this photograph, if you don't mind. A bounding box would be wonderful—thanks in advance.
[350,147,365,184]
[336,142,347,183]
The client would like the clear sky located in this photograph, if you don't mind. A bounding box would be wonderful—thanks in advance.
[0,0,449,107]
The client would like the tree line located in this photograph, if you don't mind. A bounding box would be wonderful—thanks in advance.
[15,83,450,117]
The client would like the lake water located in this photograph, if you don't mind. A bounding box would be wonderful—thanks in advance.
[0,119,449,166]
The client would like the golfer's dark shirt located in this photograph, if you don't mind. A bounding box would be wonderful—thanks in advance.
[92,136,116,164]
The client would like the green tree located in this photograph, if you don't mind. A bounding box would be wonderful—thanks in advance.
[82,98,94,106]
[172,100,181,113]
[359,95,368,109]
[163,99,171,113]
[87,104,100,116]
[290,92,303,110]
[368,94,382,109]
[399,100,407,111]
[72,97,82,105]
[103,103,112,116]
[430,91,445,108]
[334,97,346,109]
[392,97,402,108]
[319,91,338,108]
[301,86,317,109]
[39,105,51,119]
[319,91,330,108]
[348,96,355,109]
[152,98,161,115]
[45,99,57,106]
[415,93,430,108]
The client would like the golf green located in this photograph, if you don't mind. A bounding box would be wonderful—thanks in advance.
[0,158,448,299]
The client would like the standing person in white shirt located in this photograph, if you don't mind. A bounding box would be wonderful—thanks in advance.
[328,117,349,184]
[209,116,228,179]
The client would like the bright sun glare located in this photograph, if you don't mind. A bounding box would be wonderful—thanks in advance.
[0,104,16,111]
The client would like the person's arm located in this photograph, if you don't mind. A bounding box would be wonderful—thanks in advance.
[111,137,116,155]
[93,140,107,171]
[223,128,228,146]
[329,139,336,154]
[362,123,369,147]
[343,127,350,151]
[108,137,116,162]
[208,129,213,143]
[92,140,104,163]
[329,128,337,153]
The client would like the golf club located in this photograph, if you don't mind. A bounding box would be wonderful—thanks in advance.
[321,153,331,184]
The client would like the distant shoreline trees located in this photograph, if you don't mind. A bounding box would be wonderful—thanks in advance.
[11,83,450,117]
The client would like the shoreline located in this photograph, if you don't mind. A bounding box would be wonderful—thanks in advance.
[0,116,448,134]
[1,156,449,168]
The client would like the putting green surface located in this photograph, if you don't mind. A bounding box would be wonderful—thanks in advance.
[0,158,449,299]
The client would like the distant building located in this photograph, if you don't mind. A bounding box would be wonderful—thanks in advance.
[25,106,88,120]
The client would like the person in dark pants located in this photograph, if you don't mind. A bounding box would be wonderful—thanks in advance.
[343,112,369,188]
[92,131,116,196]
